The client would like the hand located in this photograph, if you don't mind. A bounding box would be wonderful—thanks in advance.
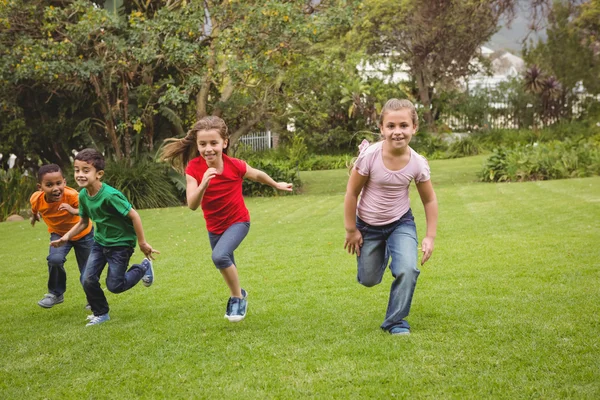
[30,212,40,227]
[344,229,363,256]
[275,182,293,192]
[50,236,68,248]
[420,236,435,265]
[139,242,160,260]
[58,203,77,215]
[201,168,218,188]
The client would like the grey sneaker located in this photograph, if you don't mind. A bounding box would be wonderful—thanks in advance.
[141,258,154,287]
[86,313,110,326]
[225,289,248,322]
[38,293,64,308]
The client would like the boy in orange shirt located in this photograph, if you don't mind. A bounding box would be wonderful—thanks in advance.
[30,164,94,308]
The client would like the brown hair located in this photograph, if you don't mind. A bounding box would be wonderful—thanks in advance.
[75,148,105,171]
[37,164,63,182]
[160,116,229,172]
[378,98,418,128]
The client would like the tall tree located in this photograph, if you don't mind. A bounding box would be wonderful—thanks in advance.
[353,0,517,130]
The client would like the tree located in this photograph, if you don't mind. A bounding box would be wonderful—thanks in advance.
[0,0,354,166]
[353,0,518,131]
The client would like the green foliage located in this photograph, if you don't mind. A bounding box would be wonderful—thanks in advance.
[0,168,37,222]
[447,136,483,159]
[481,139,600,182]
[104,157,181,209]
[242,159,301,197]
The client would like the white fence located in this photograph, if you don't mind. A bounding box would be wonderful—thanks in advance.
[238,131,274,151]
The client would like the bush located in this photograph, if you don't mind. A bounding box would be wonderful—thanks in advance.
[481,138,600,182]
[0,168,37,222]
[242,159,302,197]
[104,157,182,209]
[447,136,483,158]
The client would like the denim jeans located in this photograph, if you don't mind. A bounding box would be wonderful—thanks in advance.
[47,230,94,297]
[356,209,420,331]
[81,241,145,316]
[208,222,250,269]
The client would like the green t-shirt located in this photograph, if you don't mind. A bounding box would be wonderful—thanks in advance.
[79,183,136,248]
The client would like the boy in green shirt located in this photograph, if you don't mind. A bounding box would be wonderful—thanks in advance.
[51,148,159,326]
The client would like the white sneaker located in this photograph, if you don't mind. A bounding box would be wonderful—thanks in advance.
[86,313,110,326]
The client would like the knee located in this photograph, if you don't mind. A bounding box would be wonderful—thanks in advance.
[47,254,66,266]
[357,273,381,288]
[106,279,125,294]
[82,275,98,290]
[212,252,232,269]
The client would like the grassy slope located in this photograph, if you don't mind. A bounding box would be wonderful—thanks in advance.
[0,155,598,399]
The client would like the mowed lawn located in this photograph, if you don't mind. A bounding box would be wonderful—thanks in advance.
[0,155,599,399]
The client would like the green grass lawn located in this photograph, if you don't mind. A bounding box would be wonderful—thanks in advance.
[1,155,599,399]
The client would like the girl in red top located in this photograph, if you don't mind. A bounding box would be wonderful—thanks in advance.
[161,116,293,322]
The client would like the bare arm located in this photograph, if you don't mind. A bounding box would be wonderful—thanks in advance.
[128,208,160,260]
[416,179,438,265]
[50,216,90,247]
[244,164,293,192]
[344,168,368,256]
[186,170,216,211]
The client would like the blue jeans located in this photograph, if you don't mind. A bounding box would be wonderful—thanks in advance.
[47,230,94,297]
[81,242,145,316]
[356,209,420,331]
[208,222,250,269]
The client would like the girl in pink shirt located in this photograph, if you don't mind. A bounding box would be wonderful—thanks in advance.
[344,99,439,335]
[160,116,293,323]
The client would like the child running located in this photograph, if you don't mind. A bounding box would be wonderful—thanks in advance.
[344,98,438,336]
[30,164,94,308]
[50,149,159,326]
[160,116,293,322]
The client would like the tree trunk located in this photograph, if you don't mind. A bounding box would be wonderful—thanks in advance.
[196,41,216,120]
[415,70,435,131]
[90,75,122,159]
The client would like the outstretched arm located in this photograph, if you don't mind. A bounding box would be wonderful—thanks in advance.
[416,180,438,265]
[50,216,90,247]
[244,164,293,192]
[344,168,368,256]
[128,208,160,260]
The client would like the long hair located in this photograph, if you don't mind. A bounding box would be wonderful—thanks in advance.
[160,116,229,173]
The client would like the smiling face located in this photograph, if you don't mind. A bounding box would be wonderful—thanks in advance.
[380,108,417,152]
[38,171,66,203]
[73,159,103,192]
[196,129,228,165]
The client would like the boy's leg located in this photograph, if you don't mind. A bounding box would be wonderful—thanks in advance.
[356,220,388,288]
[380,213,420,332]
[39,233,73,307]
[72,230,94,285]
[105,247,146,293]
[81,242,110,316]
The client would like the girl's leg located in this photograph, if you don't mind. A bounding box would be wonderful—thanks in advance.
[356,219,388,288]
[381,214,419,332]
[208,222,250,298]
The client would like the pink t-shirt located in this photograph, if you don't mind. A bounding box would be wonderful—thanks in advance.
[354,140,430,226]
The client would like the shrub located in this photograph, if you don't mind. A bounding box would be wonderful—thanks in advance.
[447,136,483,158]
[104,157,181,209]
[242,160,302,197]
[0,168,37,221]
[481,138,600,182]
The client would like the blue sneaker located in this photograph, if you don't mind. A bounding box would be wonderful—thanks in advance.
[141,258,154,287]
[86,313,110,326]
[389,320,411,336]
[225,289,248,322]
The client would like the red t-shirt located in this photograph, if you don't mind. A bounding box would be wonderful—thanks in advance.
[185,154,250,234]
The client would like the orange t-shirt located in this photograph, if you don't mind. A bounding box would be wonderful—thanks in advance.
[30,186,92,241]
